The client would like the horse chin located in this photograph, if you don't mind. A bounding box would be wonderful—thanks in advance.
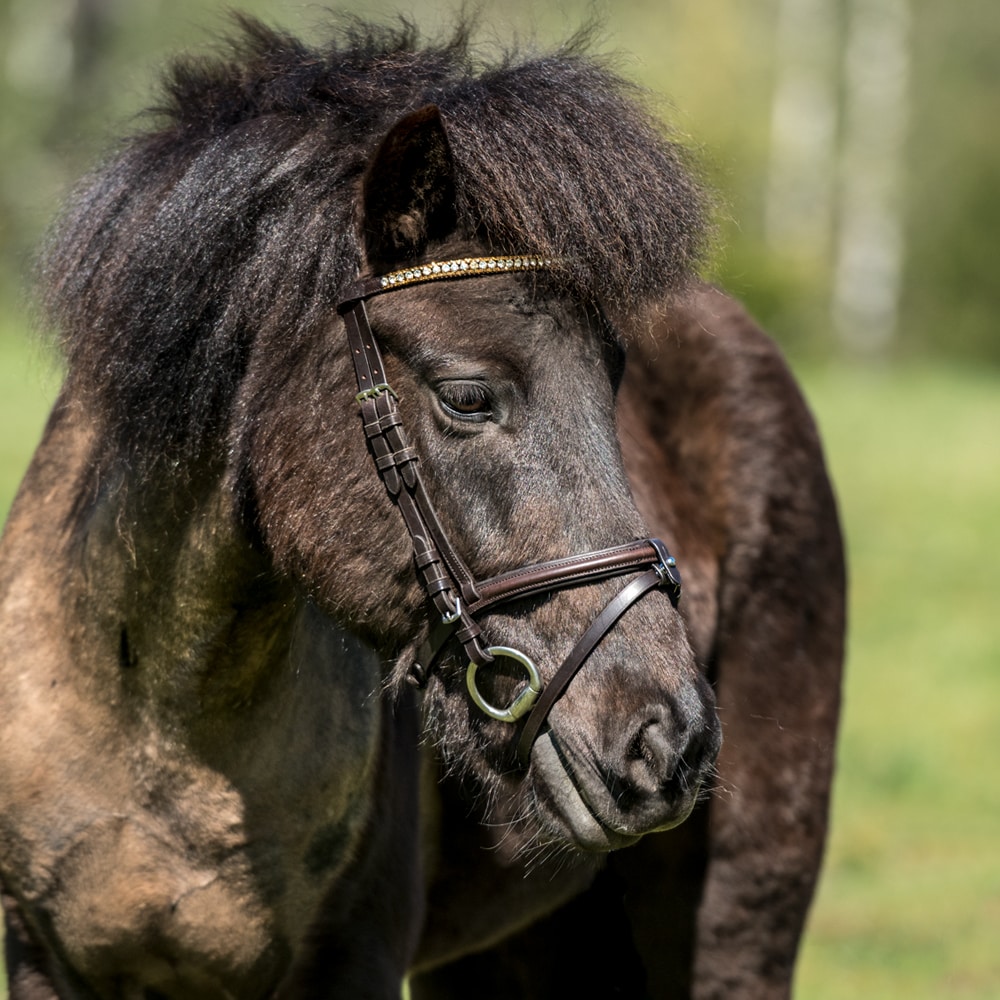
[530,732,698,854]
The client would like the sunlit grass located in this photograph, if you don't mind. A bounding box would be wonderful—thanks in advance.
[794,361,1000,999]
[1,334,998,997]
[0,314,59,521]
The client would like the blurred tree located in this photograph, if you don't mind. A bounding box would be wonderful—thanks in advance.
[765,0,839,286]
[0,0,997,363]
[901,0,1000,364]
[832,0,910,358]
[1,0,117,300]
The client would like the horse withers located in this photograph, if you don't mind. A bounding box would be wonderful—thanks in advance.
[0,17,843,1000]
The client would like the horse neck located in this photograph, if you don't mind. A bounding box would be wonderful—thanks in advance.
[24,399,310,731]
[112,474,297,718]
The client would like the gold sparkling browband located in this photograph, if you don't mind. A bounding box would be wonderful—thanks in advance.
[377,255,557,291]
[338,254,560,307]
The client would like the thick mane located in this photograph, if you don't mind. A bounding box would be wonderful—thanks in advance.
[40,15,707,479]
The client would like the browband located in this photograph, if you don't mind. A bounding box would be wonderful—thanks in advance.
[339,254,558,306]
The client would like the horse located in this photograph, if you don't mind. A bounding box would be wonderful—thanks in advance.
[0,16,844,1000]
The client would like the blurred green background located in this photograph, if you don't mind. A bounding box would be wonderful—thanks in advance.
[1,1,998,997]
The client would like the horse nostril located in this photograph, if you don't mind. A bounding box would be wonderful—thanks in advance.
[623,718,682,796]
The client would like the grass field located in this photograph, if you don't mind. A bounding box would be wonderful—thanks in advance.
[1,319,998,997]
[794,361,1000,998]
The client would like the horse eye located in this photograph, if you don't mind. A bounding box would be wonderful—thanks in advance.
[437,381,493,422]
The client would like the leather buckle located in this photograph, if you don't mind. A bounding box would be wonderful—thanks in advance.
[355,382,398,404]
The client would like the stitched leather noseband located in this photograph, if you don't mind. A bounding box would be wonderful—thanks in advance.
[337,255,681,768]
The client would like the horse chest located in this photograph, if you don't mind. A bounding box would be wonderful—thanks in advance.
[1,509,385,994]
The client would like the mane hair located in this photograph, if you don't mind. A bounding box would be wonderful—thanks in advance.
[39,14,708,480]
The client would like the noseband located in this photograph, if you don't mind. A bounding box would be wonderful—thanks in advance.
[337,255,681,768]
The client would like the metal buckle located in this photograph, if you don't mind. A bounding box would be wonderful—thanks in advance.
[466,647,543,723]
[441,595,462,625]
[355,382,398,404]
[650,538,681,591]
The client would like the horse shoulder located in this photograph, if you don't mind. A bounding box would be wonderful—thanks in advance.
[0,396,414,996]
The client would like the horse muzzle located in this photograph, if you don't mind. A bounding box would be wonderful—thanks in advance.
[530,677,721,851]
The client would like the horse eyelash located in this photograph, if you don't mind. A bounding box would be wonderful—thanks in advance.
[437,382,493,422]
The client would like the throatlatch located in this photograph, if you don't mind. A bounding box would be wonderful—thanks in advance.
[337,255,681,767]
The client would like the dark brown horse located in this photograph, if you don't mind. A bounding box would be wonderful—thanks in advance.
[0,17,843,1000]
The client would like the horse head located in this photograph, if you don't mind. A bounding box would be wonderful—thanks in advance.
[243,104,721,855]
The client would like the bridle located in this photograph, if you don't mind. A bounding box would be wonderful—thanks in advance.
[337,254,682,768]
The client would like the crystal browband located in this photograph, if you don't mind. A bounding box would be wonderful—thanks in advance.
[339,255,559,305]
[378,254,556,289]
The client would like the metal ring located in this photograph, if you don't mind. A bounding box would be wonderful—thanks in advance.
[466,647,543,723]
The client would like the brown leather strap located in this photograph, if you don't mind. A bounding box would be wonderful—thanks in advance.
[341,299,489,668]
[515,566,666,767]
[343,300,481,595]
[472,540,663,613]
[413,538,678,675]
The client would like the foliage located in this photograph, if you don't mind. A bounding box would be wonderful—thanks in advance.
[902,1,1000,363]
[1,0,999,362]
[0,324,57,514]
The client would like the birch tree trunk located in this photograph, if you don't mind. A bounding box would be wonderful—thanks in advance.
[832,0,911,354]
[765,0,839,261]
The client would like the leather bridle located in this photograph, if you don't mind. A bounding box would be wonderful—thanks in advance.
[337,254,681,768]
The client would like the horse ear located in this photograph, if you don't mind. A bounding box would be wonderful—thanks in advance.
[361,105,458,272]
